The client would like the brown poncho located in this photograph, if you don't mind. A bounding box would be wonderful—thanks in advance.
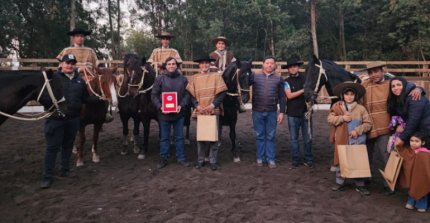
[57,46,98,74]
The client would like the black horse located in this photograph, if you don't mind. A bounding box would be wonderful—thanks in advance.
[0,70,66,125]
[304,55,360,105]
[118,54,158,159]
[219,59,252,162]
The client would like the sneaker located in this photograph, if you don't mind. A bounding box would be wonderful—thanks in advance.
[40,177,53,189]
[268,161,277,169]
[210,163,219,171]
[331,184,345,191]
[304,162,314,168]
[256,160,263,167]
[195,162,204,169]
[177,160,190,167]
[417,208,426,213]
[157,159,168,169]
[355,186,371,196]
[405,203,414,210]
[289,163,299,169]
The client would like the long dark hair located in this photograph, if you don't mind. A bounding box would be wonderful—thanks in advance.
[387,77,408,116]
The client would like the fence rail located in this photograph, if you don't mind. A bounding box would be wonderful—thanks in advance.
[1,58,430,76]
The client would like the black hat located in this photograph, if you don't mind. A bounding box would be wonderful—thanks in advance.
[60,54,77,63]
[281,58,304,69]
[67,28,92,36]
[212,36,231,46]
[155,31,174,39]
[193,55,216,63]
[333,81,366,100]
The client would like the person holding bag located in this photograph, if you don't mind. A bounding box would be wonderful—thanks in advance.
[328,82,373,195]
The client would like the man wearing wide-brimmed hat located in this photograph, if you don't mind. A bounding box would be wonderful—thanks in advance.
[282,57,313,169]
[56,28,98,75]
[147,31,183,73]
[361,61,422,194]
[186,55,227,171]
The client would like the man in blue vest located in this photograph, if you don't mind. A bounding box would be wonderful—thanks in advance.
[283,57,313,169]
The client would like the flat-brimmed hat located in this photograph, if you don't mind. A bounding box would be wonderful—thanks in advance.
[155,31,174,39]
[333,81,366,100]
[67,28,92,36]
[212,36,231,46]
[193,55,216,63]
[359,61,386,71]
[281,58,304,69]
[60,54,77,63]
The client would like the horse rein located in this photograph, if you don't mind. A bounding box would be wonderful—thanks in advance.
[117,66,154,97]
[0,71,66,121]
[82,68,107,100]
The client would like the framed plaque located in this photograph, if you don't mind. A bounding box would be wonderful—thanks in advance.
[162,92,178,113]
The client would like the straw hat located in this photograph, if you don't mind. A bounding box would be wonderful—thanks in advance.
[212,36,231,46]
[359,61,386,71]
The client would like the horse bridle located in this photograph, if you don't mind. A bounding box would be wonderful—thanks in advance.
[0,71,66,121]
[226,68,251,97]
[117,66,154,97]
[82,68,108,100]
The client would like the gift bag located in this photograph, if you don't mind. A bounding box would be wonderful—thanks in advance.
[196,115,218,142]
[379,149,403,191]
[338,145,372,178]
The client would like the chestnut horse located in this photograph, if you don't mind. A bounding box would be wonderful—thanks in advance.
[0,70,66,125]
[75,67,118,166]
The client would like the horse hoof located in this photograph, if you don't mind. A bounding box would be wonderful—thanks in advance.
[92,155,100,163]
[72,146,78,154]
[137,154,146,160]
[233,157,241,163]
[120,151,128,156]
[133,146,140,154]
[76,160,84,167]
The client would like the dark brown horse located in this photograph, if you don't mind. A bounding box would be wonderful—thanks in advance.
[75,67,118,166]
[118,54,158,159]
[0,70,66,125]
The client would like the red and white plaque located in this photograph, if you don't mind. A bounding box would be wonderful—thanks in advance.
[162,92,178,113]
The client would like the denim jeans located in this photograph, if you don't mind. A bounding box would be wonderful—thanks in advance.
[43,117,80,179]
[407,194,428,209]
[159,117,186,161]
[287,116,313,165]
[252,111,277,162]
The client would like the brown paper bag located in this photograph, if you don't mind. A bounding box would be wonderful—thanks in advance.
[379,149,403,191]
[338,145,372,178]
[196,115,218,142]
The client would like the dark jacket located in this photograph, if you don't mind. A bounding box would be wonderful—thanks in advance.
[395,85,430,141]
[285,73,307,117]
[151,70,190,121]
[249,72,286,112]
[48,70,94,119]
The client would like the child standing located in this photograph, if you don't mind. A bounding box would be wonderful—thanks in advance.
[328,82,373,196]
[405,131,429,212]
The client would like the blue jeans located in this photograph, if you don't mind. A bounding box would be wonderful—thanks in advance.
[43,117,80,178]
[252,111,277,162]
[288,116,313,165]
[159,117,186,161]
[407,194,428,209]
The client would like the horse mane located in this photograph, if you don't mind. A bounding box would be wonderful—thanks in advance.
[321,59,361,83]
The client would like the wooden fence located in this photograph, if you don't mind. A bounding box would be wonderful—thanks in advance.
[1,58,429,101]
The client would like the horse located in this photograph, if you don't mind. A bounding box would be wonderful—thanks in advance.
[304,55,361,107]
[75,67,118,166]
[0,70,66,126]
[118,54,158,159]
[218,59,252,162]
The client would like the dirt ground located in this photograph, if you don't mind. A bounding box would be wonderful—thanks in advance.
[0,110,428,223]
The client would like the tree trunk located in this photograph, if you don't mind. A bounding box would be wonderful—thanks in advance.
[70,0,76,46]
[310,0,319,57]
[339,6,346,60]
[268,0,275,56]
[116,0,121,59]
[108,0,115,59]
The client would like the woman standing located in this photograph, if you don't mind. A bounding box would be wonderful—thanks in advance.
[387,77,430,146]
[151,57,190,169]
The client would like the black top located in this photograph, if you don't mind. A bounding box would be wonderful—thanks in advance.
[285,73,307,117]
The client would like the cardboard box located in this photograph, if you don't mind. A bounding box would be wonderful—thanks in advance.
[338,144,372,178]
[196,115,218,142]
